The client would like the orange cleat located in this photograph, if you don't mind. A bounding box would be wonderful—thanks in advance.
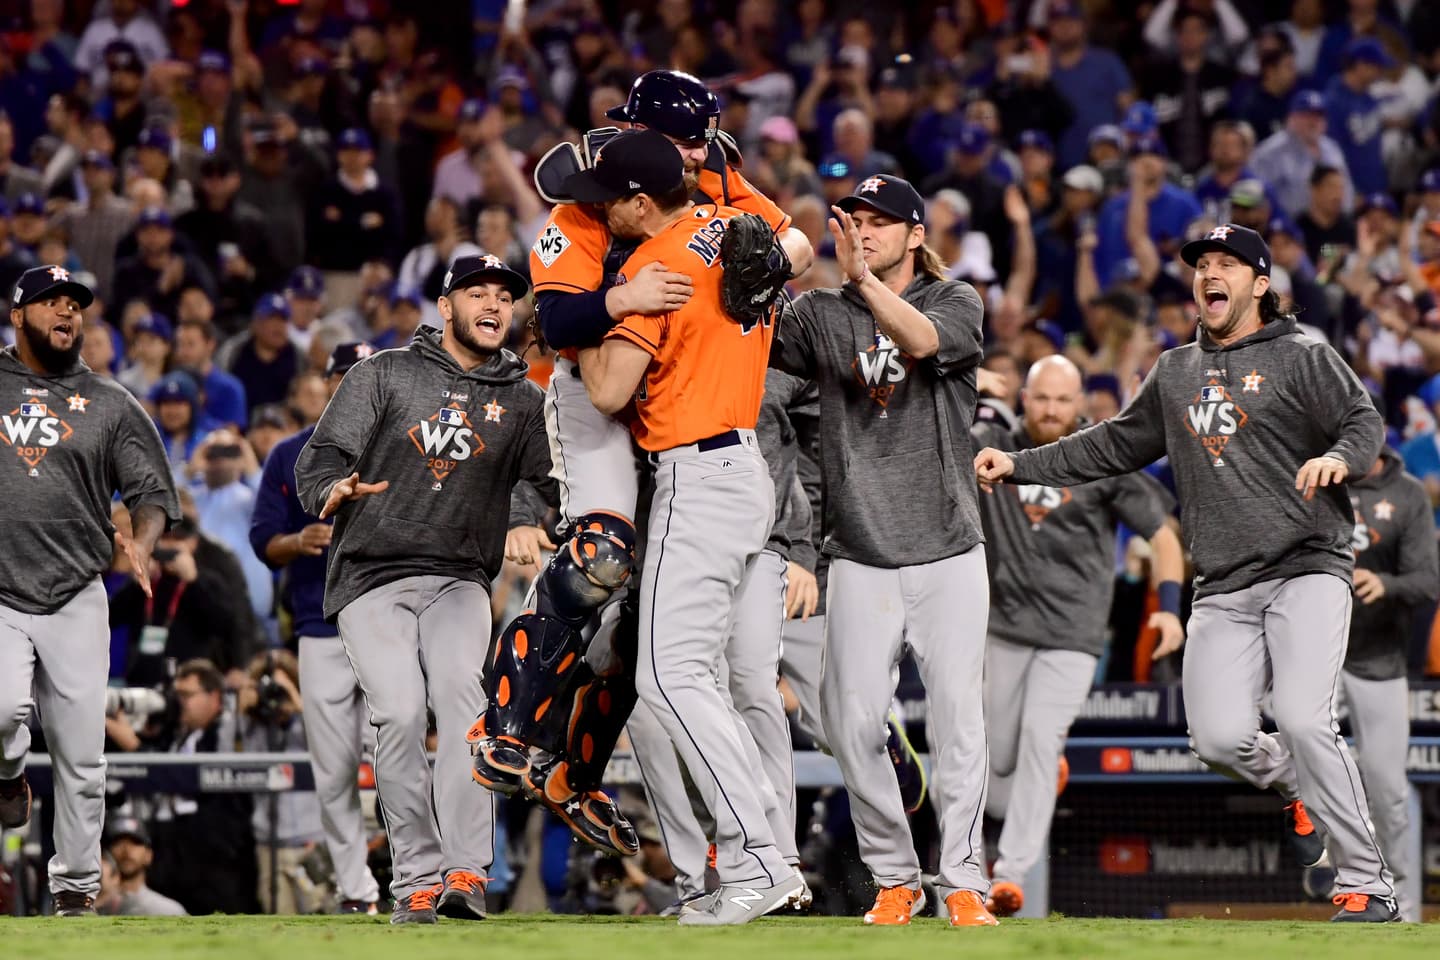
[986,881,1023,917]
[946,890,999,927]
[863,885,926,925]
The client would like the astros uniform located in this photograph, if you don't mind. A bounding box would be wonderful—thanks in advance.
[1004,314,1395,899]
[607,203,791,889]
[1340,448,1438,921]
[0,344,179,899]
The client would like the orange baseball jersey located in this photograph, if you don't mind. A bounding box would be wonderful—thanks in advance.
[528,160,791,361]
[606,204,774,452]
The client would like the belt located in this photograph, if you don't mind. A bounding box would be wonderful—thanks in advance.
[650,429,756,464]
[697,429,743,451]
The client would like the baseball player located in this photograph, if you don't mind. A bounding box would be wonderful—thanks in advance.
[1340,447,1438,922]
[571,130,804,924]
[975,223,1399,922]
[469,69,813,854]
[249,341,381,915]
[770,174,997,928]
[973,354,1185,917]
[0,265,180,917]
[294,255,555,924]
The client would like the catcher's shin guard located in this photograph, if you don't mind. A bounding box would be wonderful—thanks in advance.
[471,513,636,792]
[566,592,641,789]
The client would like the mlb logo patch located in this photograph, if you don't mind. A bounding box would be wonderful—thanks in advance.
[20,402,46,417]
[1200,386,1224,403]
[438,408,463,426]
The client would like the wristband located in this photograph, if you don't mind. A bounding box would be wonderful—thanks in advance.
[855,261,870,285]
[1158,580,1182,616]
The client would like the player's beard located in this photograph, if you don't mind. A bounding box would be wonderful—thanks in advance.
[1199,294,1255,343]
[20,314,84,373]
[868,244,910,283]
[683,168,700,194]
[451,311,503,358]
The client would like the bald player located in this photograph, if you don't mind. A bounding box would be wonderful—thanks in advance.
[975,223,1397,922]
[973,355,1185,917]
[574,130,804,925]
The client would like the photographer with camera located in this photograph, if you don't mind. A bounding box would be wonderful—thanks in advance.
[237,649,325,915]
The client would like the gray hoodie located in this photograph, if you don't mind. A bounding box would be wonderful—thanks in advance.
[295,329,556,619]
[1345,448,1439,681]
[772,274,986,568]
[1008,316,1384,599]
[0,346,179,615]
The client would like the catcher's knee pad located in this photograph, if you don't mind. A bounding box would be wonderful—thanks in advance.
[535,512,637,625]
[482,613,590,754]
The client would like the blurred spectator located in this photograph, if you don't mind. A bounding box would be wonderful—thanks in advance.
[1143,0,1252,58]
[147,658,257,916]
[80,316,118,377]
[284,266,327,353]
[1084,372,1124,423]
[1227,179,1274,234]
[238,118,318,278]
[1312,0,1408,86]
[96,817,187,917]
[93,40,151,159]
[0,111,43,203]
[1035,164,1106,334]
[1265,215,1331,335]
[929,189,994,290]
[1400,374,1440,524]
[0,199,32,295]
[246,404,296,465]
[1193,121,1267,223]
[1276,0,1328,82]
[150,369,219,482]
[986,26,1074,147]
[1048,1,1136,170]
[1093,135,1200,289]
[870,68,921,182]
[286,370,330,427]
[238,650,325,915]
[754,116,821,205]
[474,203,528,273]
[823,108,897,180]
[966,98,1021,185]
[431,98,491,210]
[1015,130,1058,220]
[1251,90,1354,220]
[133,123,195,216]
[795,43,874,159]
[922,124,1012,281]
[397,196,482,319]
[110,206,217,326]
[11,191,46,259]
[1140,8,1235,173]
[226,293,301,415]
[74,0,170,92]
[174,317,248,429]
[306,127,398,295]
[1325,38,1392,196]
[906,67,967,180]
[1297,163,1357,267]
[57,150,132,302]
[317,258,392,342]
[188,425,273,643]
[1234,32,1300,141]
[116,311,172,398]
[175,154,277,325]
[371,287,423,349]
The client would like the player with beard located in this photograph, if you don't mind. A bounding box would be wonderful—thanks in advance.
[295,255,557,924]
[0,265,180,917]
[972,354,1184,917]
[976,224,1399,922]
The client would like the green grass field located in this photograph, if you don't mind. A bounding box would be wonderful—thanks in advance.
[4,915,1440,960]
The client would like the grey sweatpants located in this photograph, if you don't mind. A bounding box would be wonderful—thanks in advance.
[780,613,828,750]
[0,579,108,896]
[1339,671,1417,921]
[1184,574,1394,897]
[821,549,990,897]
[637,434,791,887]
[298,635,381,905]
[984,636,1096,885]
[336,576,495,899]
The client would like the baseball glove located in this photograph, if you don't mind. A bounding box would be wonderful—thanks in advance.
[720,213,791,326]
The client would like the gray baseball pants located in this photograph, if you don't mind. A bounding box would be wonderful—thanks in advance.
[0,579,109,896]
[337,575,495,899]
[984,636,1096,885]
[298,634,381,905]
[821,548,990,898]
[1339,671,1417,920]
[1183,573,1394,897]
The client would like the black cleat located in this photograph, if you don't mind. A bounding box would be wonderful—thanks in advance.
[54,891,96,916]
[523,753,639,856]
[1284,800,1328,868]
[1331,893,1399,922]
[437,870,488,920]
[390,884,441,924]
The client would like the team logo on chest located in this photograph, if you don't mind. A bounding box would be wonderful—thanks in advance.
[408,403,483,486]
[1183,380,1249,466]
[1014,484,1072,528]
[1,401,76,476]
[853,332,913,417]
[1351,498,1382,553]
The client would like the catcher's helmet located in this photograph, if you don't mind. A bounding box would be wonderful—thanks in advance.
[606,70,720,143]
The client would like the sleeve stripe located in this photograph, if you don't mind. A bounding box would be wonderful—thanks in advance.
[532,280,595,294]
[607,327,660,355]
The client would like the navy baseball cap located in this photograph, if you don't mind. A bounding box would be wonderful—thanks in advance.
[443,253,529,299]
[1180,223,1271,277]
[562,129,684,203]
[137,124,171,152]
[1344,37,1396,69]
[132,312,173,341]
[137,205,171,228]
[196,50,230,74]
[1017,129,1053,153]
[13,192,43,216]
[458,98,486,122]
[151,371,199,406]
[337,127,373,152]
[105,815,150,847]
[11,264,94,309]
[1048,0,1083,20]
[1129,132,1169,158]
[295,55,328,77]
[1289,89,1326,114]
[1421,169,1440,193]
[104,39,143,74]
[955,123,991,155]
[254,292,291,320]
[287,265,325,299]
[836,174,925,226]
[81,149,115,171]
[326,341,374,377]
[388,285,422,309]
[1265,215,1303,240]
[1358,192,1398,216]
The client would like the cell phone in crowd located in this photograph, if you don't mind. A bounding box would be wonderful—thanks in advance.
[1005,54,1035,74]
[218,242,240,263]
[208,444,244,459]
[153,547,179,563]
